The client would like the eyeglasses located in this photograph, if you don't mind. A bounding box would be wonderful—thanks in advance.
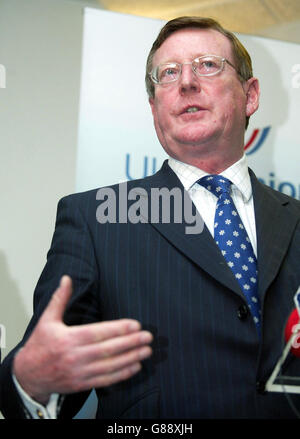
[150,54,240,84]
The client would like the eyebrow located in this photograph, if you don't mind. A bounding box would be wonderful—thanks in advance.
[156,53,221,64]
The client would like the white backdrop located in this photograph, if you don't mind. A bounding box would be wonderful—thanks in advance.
[76,8,300,199]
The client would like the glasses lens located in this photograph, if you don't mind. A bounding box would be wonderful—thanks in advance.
[155,63,181,83]
[151,56,225,84]
[194,56,223,76]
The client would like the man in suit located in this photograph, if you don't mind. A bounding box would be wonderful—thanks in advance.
[1,16,300,419]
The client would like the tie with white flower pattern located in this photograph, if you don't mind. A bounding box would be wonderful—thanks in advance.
[198,175,261,336]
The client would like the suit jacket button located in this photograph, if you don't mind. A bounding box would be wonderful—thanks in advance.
[237,304,248,320]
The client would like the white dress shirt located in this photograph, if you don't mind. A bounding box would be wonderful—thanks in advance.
[13,154,257,418]
[168,154,257,255]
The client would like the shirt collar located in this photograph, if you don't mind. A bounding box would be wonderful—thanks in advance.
[168,154,252,202]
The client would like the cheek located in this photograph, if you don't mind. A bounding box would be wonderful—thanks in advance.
[154,102,173,134]
[152,89,175,121]
[216,86,247,123]
[150,100,172,146]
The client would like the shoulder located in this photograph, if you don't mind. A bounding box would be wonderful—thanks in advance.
[57,160,175,208]
[251,170,300,217]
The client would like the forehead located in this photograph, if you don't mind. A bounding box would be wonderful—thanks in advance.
[152,28,234,64]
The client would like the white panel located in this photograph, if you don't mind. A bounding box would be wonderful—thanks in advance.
[76,9,166,191]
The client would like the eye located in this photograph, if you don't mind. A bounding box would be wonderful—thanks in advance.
[160,67,176,78]
[194,56,222,75]
[199,60,219,73]
[158,64,180,82]
[165,68,177,76]
[202,61,217,70]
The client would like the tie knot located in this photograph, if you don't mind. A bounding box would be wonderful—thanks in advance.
[198,175,232,198]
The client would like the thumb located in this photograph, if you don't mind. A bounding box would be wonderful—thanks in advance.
[43,275,73,322]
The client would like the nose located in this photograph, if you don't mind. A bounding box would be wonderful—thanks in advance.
[179,63,201,95]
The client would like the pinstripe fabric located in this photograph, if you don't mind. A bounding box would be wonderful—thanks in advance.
[1,160,300,419]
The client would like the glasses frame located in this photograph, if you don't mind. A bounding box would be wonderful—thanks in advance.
[150,54,241,85]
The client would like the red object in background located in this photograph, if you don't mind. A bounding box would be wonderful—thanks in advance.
[285,308,300,357]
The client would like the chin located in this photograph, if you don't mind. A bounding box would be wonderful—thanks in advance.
[176,130,216,145]
[178,121,218,140]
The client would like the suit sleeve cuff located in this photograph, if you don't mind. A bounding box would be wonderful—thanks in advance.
[12,373,62,419]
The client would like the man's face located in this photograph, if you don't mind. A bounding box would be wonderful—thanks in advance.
[149,28,259,168]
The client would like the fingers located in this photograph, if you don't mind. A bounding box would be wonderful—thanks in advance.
[79,362,143,392]
[75,329,153,363]
[68,346,152,392]
[56,325,153,394]
[84,345,152,377]
[43,275,73,323]
[71,318,144,345]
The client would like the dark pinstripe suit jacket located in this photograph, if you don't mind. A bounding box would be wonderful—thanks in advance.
[1,160,300,419]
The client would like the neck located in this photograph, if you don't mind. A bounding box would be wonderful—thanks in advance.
[170,148,244,174]
[161,129,245,174]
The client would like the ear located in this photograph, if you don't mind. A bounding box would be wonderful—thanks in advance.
[244,77,260,117]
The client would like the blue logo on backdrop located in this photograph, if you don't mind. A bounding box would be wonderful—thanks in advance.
[125,154,158,180]
[243,125,299,199]
[244,126,271,155]
[258,173,300,199]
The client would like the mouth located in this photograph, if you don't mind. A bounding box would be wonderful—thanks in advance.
[180,105,206,115]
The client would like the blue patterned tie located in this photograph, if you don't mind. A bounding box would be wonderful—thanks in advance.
[198,175,261,336]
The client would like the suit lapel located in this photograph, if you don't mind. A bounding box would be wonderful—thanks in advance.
[138,161,244,297]
[139,162,300,302]
[250,169,300,301]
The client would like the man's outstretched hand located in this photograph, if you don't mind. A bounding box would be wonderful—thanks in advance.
[13,276,153,405]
